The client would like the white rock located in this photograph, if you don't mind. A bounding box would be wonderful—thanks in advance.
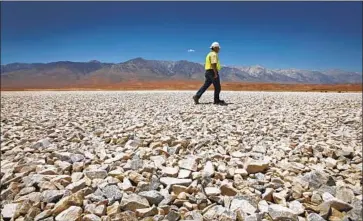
[288,200,305,215]
[203,161,215,177]
[230,197,257,215]
[178,169,192,179]
[325,157,337,168]
[162,167,179,177]
[55,206,82,221]
[258,200,269,214]
[1,203,18,219]
[160,177,192,187]
[179,156,198,172]
[204,187,221,197]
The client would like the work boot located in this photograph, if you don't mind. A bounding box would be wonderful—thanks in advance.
[193,95,200,104]
[214,100,227,105]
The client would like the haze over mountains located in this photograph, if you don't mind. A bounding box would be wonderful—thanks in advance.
[1,58,362,89]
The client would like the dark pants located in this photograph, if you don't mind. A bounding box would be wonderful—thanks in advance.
[196,70,221,102]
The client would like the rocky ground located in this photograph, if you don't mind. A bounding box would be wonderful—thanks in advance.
[0,91,362,221]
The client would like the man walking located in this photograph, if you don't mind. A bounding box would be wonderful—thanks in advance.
[193,42,226,105]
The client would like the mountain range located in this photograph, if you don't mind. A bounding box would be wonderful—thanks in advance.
[1,58,362,89]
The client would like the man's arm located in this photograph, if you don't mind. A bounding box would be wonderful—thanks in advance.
[210,53,218,78]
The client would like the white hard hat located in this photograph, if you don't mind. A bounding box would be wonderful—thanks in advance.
[210,42,221,49]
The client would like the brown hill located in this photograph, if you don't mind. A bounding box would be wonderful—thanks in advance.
[2,80,361,92]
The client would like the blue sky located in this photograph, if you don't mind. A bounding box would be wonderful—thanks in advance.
[1,2,362,71]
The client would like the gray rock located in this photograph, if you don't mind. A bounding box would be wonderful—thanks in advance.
[301,170,329,190]
[53,152,72,162]
[101,185,123,201]
[33,139,51,148]
[317,185,336,196]
[149,176,161,191]
[70,154,85,163]
[85,193,106,202]
[41,190,65,203]
[138,190,165,205]
[22,174,45,187]
[130,158,144,170]
[165,210,180,221]
[84,169,108,180]
[347,198,363,221]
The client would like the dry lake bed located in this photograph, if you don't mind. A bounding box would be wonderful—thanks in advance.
[1,91,362,221]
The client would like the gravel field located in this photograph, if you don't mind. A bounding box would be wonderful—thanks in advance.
[1,91,362,221]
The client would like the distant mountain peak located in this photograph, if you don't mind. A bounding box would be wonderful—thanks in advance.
[89,60,101,63]
[252,65,265,69]
[126,57,145,62]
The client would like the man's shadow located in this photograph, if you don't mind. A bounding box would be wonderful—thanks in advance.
[198,102,234,105]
